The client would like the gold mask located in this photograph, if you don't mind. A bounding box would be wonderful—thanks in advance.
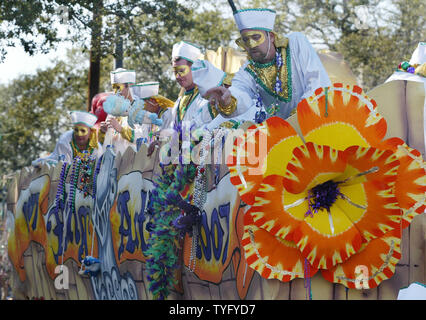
[112,83,125,94]
[73,125,90,137]
[173,65,190,77]
[238,30,266,49]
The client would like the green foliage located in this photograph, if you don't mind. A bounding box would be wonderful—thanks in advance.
[0,1,60,60]
[0,49,88,175]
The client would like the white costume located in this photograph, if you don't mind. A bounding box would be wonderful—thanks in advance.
[161,41,215,131]
[102,114,145,155]
[161,89,214,131]
[162,45,257,133]
[32,111,102,166]
[128,82,173,146]
[102,68,145,155]
[190,59,257,130]
[397,282,426,300]
[227,9,331,121]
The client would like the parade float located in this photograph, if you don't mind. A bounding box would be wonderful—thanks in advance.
[5,44,425,300]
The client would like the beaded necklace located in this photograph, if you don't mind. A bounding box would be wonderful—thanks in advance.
[188,127,228,272]
[68,157,81,216]
[246,47,292,123]
[396,61,425,77]
[71,138,94,159]
[188,131,211,272]
[177,87,198,123]
[304,258,313,300]
[76,151,96,198]
[55,162,68,204]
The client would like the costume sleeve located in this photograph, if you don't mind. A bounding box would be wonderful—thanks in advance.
[160,101,177,131]
[55,131,75,162]
[130,123,146,143]
[289,32,331,99]
[32,131,73,166]
[98,129,106,145]
[227,64,257,118]
[120,126,135,143]
[191,97,219,131]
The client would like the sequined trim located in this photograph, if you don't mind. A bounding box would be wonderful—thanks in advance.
[217,96,237,116]
[245,45,292,103]
[120,126,135,143]
[177,87,199,122]
[70,137,94,159]
[98,130,106,144]
[158,107,167,119]
[223,72,234,86]
[208,103,219,119]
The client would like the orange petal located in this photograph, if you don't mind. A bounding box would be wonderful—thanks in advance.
[228,117,303,205]
[375,139,425,228]
[321,227,402,289]
[343,146,402,240]
[247,175,302,242]
[292,205,363,270]
[283,142,347,194]
[375,136,405,150]
[298,84,387,151]
[242,212,318,281]
[394,144,426,228]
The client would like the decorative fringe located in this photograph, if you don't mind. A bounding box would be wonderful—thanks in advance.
[146,121,199,300]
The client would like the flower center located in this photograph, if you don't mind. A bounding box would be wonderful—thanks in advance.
[305,180,341,217]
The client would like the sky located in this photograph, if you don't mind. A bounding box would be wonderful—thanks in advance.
[0,16,73,86]
[0,45,71,85]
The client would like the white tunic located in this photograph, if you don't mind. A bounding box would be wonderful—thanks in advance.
[162,89,257,132]
[161,89,214,132]
[32,130,103,166]
[228,32,331,120]
[102,115,145,155]
[203,107,257,130]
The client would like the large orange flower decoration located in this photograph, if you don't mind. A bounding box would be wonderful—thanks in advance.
[227,83,426,289]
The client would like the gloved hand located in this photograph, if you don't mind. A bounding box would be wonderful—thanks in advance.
[176,199,200,216]
[173,211,202,238]
[172,198,202,238]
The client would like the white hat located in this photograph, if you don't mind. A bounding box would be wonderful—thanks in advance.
[233,8,276,32]
[130,82,159,99]
[409,42,426,65]
[191,60,226,97]
[70,111,98,128]
[172,41,202,63]
[110,68,136,84]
